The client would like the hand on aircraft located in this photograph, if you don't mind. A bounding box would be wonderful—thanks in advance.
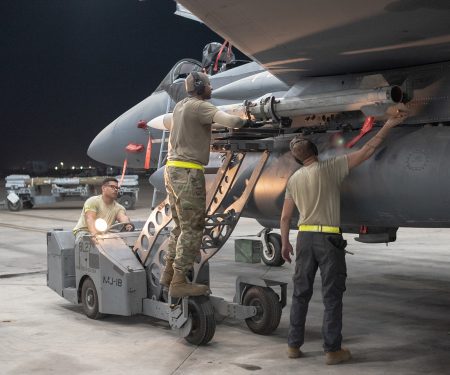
[384,112,408,128]
[282,242,294,263]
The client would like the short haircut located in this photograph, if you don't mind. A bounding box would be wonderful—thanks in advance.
[102,177,119,186]
[289,136,318,162]
[185,71,210,94]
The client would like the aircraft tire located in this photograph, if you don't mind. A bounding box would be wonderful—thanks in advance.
[184,296,216,345]
[81,277,104,320]
[243,286,282,335]
[118,194,136,210]
[261,233,285,267]
[7,199,23,212]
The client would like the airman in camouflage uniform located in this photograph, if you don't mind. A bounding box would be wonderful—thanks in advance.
[164,166,205,274]
[159,71,245,297]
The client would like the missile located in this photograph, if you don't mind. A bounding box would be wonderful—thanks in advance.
[148,114,173,131]
[147,85,403,131]
[220,85,404,122]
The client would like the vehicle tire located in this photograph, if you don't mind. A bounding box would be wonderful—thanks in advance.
[184,296,216,345]
[23,201,34,209]
[261,233,285,267]
[118,194,136,210]
[81,277,104,320]
[243,286,282,335]
[7,199,23,212]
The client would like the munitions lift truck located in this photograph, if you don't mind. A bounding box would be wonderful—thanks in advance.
[47,142,287,345]
[6,175,139,211]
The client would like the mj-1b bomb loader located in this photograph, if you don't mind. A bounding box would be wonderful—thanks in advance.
[47,145,287,345]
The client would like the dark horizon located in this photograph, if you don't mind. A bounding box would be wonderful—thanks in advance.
[0,0,222,174]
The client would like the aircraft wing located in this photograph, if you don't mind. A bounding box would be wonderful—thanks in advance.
[174,3,202,23]
[177,0,450,85]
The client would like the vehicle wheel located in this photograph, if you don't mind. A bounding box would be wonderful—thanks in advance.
[184,296,216,345]
[118,195,136,210]
[243,286,282,335]
[7,199,23,212]
[23,201,34,209]
[81,278,104,320]
[261,233,285,266]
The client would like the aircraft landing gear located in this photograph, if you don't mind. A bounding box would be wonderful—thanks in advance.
[259,228,285,267]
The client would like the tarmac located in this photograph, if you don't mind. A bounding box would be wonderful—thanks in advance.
[1,181,450,374]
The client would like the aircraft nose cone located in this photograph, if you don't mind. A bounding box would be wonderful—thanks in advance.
[87,121,123,166]
[88,115,164,169]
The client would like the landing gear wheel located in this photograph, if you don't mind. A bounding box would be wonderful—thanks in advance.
[81,277,104,320]
[184,296,216,345]
[7,199,22,212]
[243,286,282,335]
[262,233,285,267]
[118,195,136,210]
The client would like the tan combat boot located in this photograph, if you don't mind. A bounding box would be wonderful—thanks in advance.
[325,347,352,365]
[169,268,210,298]
[159,259,174,287]
[287,346,302,358]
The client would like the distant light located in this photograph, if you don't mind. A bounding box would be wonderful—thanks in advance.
[71,166,75,170]
[55,166,58,170]
[60,162,64,167]
[88,165,92,169]
[80,166,84,170]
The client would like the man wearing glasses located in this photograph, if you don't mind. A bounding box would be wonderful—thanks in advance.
[73,177,133,242]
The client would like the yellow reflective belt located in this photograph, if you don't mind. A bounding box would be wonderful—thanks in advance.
[299,225,341,234]
[166,160,205,171]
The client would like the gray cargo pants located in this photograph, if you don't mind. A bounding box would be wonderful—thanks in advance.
[288,231,347,352]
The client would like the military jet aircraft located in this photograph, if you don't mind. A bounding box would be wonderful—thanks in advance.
[88,1,450,265]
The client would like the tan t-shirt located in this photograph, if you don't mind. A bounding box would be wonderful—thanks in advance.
[285,156,349,226]
[168,97,219,165]
[73,195,125,234]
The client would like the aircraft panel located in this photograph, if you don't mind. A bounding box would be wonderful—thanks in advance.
[178,0,450,84]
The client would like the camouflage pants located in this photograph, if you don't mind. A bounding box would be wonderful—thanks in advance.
[164,166,206,274]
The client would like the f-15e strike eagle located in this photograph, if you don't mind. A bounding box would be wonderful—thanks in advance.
[87,0,450,264]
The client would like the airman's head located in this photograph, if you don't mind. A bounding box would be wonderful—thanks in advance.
[185,71,212,99]
[289,136,318,165]
[101,177,119,199]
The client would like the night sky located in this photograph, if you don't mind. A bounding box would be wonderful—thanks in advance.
[0,0,223,173]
